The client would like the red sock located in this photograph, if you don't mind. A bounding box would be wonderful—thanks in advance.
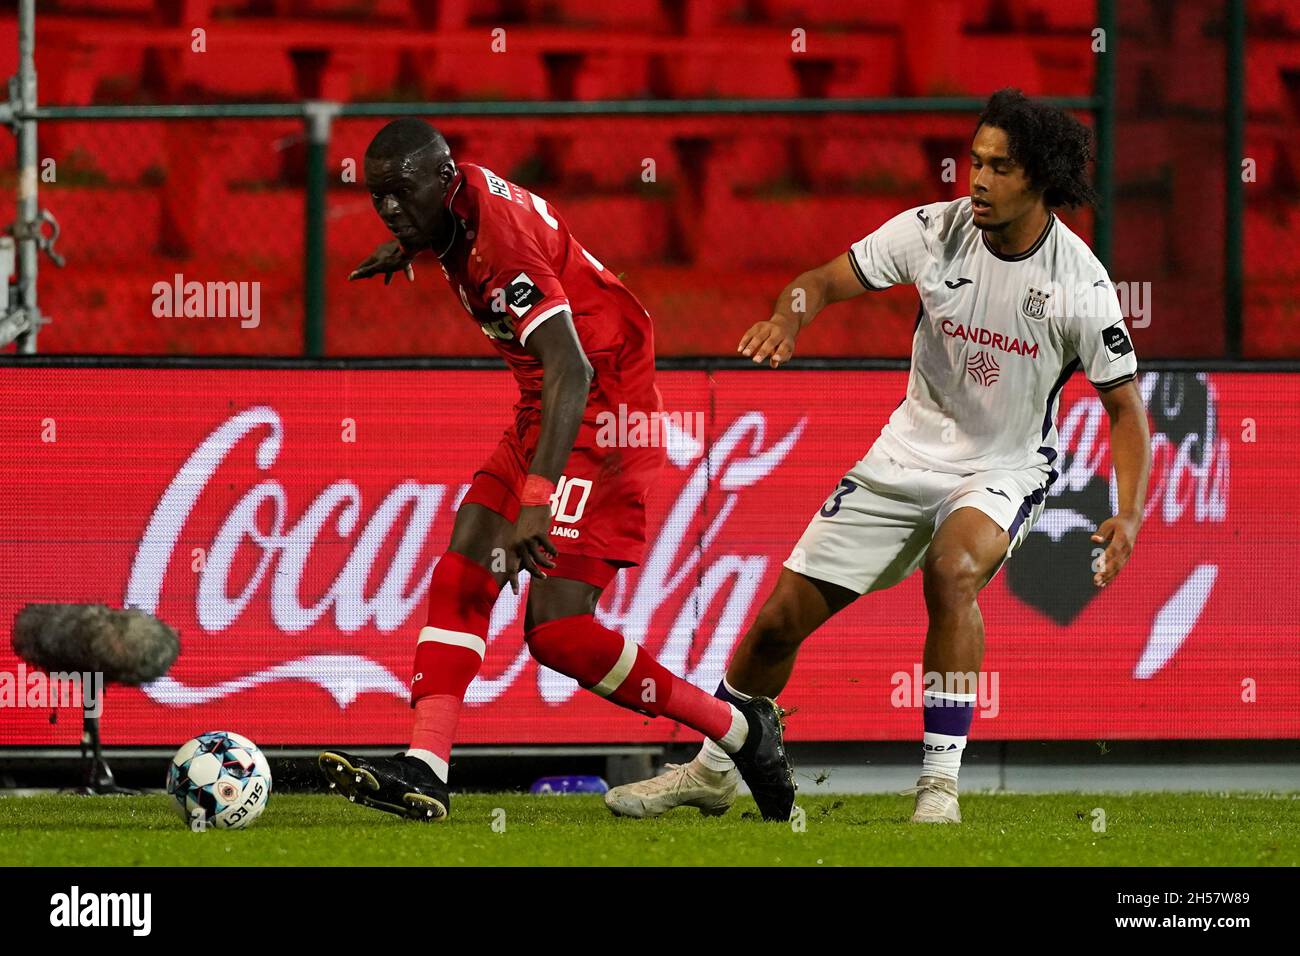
[525,613,739,741]
[408,552,500,781]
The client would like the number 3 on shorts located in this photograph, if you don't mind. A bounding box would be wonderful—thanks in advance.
[820,478,856,517]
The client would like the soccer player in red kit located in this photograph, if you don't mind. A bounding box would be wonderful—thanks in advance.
[318,118,795,822]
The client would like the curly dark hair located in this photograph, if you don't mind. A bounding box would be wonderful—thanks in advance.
[975,88,1097,209]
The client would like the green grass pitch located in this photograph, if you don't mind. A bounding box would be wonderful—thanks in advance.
[1,792,1296,866]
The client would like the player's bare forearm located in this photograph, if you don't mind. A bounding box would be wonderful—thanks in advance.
[524,311,593,482]
[771,270,830,330]
[1092,379,1151,587]
[499,311,590,590]
[740,252,868,367]
[1106,387,1151,520]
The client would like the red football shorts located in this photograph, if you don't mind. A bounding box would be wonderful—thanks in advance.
[461,406,667,588]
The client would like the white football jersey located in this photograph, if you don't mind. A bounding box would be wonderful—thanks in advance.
[848,197,1138,477]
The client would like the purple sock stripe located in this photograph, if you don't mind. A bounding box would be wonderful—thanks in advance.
[923,695,976,737]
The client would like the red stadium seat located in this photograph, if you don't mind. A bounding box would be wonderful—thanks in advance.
[7,2,1300,356]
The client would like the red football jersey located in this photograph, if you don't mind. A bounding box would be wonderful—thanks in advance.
[434,163,660,415]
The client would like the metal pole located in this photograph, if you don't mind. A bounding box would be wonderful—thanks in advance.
[14,0,38,353]
[303,102,337,358]
[1225,0,1245,358]
[24,96,1100,121]
[1093,0,1116,269]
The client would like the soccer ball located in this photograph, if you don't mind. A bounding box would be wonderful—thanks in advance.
[166,731,272,831]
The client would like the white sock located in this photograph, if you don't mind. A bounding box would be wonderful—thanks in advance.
[405,748,449,784]
[921,689,975,781]
[921,733,965,781]
[698,738,735,772]
[697,679,751,772]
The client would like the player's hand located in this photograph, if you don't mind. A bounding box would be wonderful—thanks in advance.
[348,240,416,285]
[738,314,799,368]
[505,504,559,594]
[1090,513,1140,588]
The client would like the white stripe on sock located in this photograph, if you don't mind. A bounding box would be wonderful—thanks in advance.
[721,678,753,702]
[923,690,977,703]
[417,625,486,660]
[406,748,449,783]
[590,638,639,697]
[698,738,735,772]
[698,682,753,770]
[717,704,748,753]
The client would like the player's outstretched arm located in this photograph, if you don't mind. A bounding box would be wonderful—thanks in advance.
[1091,378,1151,588]
[348,239,416,285]
[503,311,593,592]
[738,252,868,368]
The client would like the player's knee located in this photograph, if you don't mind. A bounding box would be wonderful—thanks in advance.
[748,599,810,655]
[447,504,511,568]
[922,549,982,609]
[447,533,498,570]
[525,581,598,632]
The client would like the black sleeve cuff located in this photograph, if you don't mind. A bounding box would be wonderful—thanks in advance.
[1090,371,1138,391]
[846,250,888,291]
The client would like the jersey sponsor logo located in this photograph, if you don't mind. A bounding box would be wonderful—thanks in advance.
[479,316,514,341]
[1102,322,1133,359]
[1021,286,1051,319]
[480,166,514,200]
[944,277,973,289]
[916,209,930,225]
[505,272,545,318]
[462,282,515,340]
[940,319,1039,359]
[965,350,1000,386]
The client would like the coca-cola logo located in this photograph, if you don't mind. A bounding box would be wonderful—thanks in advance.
[122,370,1229,710]
[1007,372,1229,676]
[126,405,806,709]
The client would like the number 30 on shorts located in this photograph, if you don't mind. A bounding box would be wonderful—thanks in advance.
[820,478,856,517]
[549,476,593,523]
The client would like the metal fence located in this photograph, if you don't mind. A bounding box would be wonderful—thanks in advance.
[5,98,1108,358]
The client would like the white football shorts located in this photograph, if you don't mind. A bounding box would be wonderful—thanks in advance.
[783,441,1053,595]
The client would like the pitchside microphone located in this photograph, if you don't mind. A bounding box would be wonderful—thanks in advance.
[13,603,180,684]
[12,603,180,794]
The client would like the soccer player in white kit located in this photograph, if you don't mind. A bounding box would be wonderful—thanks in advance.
[607,88,1152,823]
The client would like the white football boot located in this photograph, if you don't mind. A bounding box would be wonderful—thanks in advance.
[604,758,738,818]
[904,774,962,823]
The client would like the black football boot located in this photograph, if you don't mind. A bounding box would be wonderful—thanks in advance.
[729,696,796,821]
[318,750,450,822]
